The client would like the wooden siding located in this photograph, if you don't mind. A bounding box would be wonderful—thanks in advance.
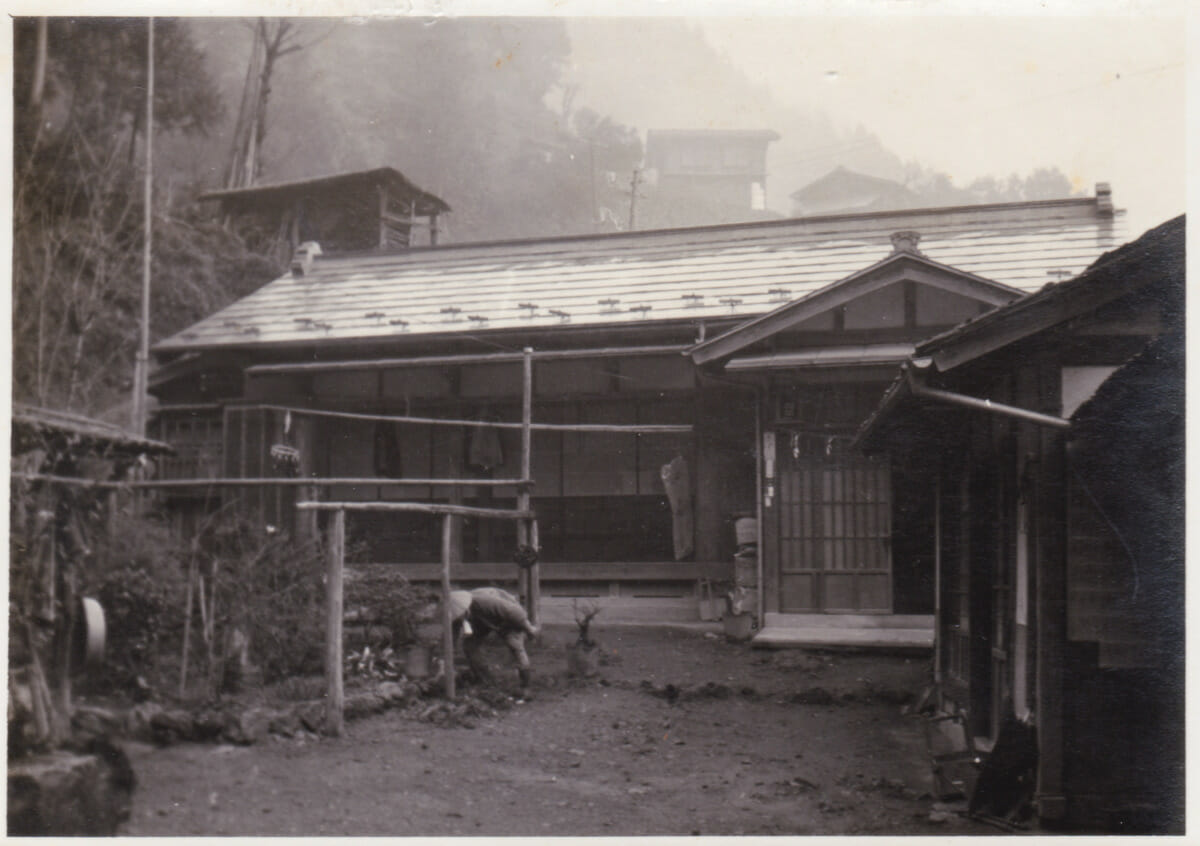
[156,198,1124,353]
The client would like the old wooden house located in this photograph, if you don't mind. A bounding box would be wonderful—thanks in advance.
[856,215,1184,830]
[789,166,920,217]
[199,167,450,264]
[150,185,1124,638]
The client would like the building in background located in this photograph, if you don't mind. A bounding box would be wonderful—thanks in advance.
[790,166,920,217]
[641,129,781,228]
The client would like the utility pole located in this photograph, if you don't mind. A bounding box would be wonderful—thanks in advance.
[588,138,598,227]
[627,168,642,231]
[132,17,154,436]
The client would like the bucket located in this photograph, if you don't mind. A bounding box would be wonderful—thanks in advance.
[735,518,758,547]
[405,643,431,679]
[724,612,755,641]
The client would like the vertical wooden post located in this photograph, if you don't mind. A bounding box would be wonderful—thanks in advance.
[441,513,456,701]
[933,472,942,688]
[519,347,537,625]
[325,508,345,736]
[529,518,541,626]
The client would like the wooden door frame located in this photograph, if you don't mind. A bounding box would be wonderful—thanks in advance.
[769,430,894,614]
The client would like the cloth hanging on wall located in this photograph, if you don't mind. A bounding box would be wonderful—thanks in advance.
[373,419,403,478]
[468,418,505,472]
[661,455,694,561]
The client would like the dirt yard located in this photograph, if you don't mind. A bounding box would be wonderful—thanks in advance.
[119,624,993,836]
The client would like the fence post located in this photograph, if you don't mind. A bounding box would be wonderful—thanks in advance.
[441,513,456,701]
[325,507,345,736]
[519,347,536,623]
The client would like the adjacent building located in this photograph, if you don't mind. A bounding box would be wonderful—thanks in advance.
[857,215,1184,831]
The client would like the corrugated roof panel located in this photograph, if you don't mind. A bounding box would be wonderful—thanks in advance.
[157,197,1127,353]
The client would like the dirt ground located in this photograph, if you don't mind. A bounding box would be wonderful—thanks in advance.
[119,624,995,836]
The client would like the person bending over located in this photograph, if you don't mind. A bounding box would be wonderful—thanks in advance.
[448,587,539,690]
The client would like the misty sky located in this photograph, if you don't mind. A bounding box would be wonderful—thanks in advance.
[564,10,1185,239]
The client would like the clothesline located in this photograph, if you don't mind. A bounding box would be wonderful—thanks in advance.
[254,404,693,434]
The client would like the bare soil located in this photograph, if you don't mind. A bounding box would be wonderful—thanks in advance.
[119,624,995,836]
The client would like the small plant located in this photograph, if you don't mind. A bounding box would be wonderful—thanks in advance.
[572,599,601,648]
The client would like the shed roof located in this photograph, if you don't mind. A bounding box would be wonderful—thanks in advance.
[12,403,173,455]
[854,214,1183,452]
[915,214,1183,372]
[198,167,451,216]
[155,193,1124,356]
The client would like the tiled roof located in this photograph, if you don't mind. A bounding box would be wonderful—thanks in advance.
[155,194,1125,355]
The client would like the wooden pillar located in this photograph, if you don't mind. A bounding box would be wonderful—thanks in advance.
[933,472,943,686]
[1034,426,1069,820]
[441,513,456,701]
[430,213,439,246]
[519,347,537,625]
[324,508,345,736]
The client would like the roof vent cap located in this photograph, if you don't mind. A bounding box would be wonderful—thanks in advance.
[291,241,323,277]
[890,230,922,255]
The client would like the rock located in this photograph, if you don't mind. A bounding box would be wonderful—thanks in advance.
[344,692,387,719]
[296,702,325,734]
[268,709,302,738]
[193,709,226,742]
[377,681,412,705]
[8,747,134,835]
[150,708,198,745]
[72,704,123,738]
[223,707,272,745]
[125,701,164,742]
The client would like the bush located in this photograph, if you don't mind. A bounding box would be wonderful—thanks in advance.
[203,518,326,685]
[84,508,187,695]
[344,564,439,647]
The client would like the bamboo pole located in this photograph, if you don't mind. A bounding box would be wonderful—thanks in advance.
[297,501,533,519]
[325,508,345,736]
[440,513,456,701]
[253,404,693,435]
[178,556,197,698]
[245,344,691,376]
[8,474,536,490]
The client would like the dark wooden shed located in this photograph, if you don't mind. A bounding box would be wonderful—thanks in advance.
[857,215,1184,831]
[199,167,451,261]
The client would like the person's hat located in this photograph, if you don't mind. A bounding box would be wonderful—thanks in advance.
[448,590,473,621]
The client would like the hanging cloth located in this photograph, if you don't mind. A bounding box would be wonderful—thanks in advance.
[468,416,505,472]
[661,455,694,561]
[373,419,404,478]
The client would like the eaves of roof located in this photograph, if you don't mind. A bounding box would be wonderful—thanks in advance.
[13,403,173,454]
[198,166,451,215]
[688,248,1024,365]
[915,214,1184,372]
